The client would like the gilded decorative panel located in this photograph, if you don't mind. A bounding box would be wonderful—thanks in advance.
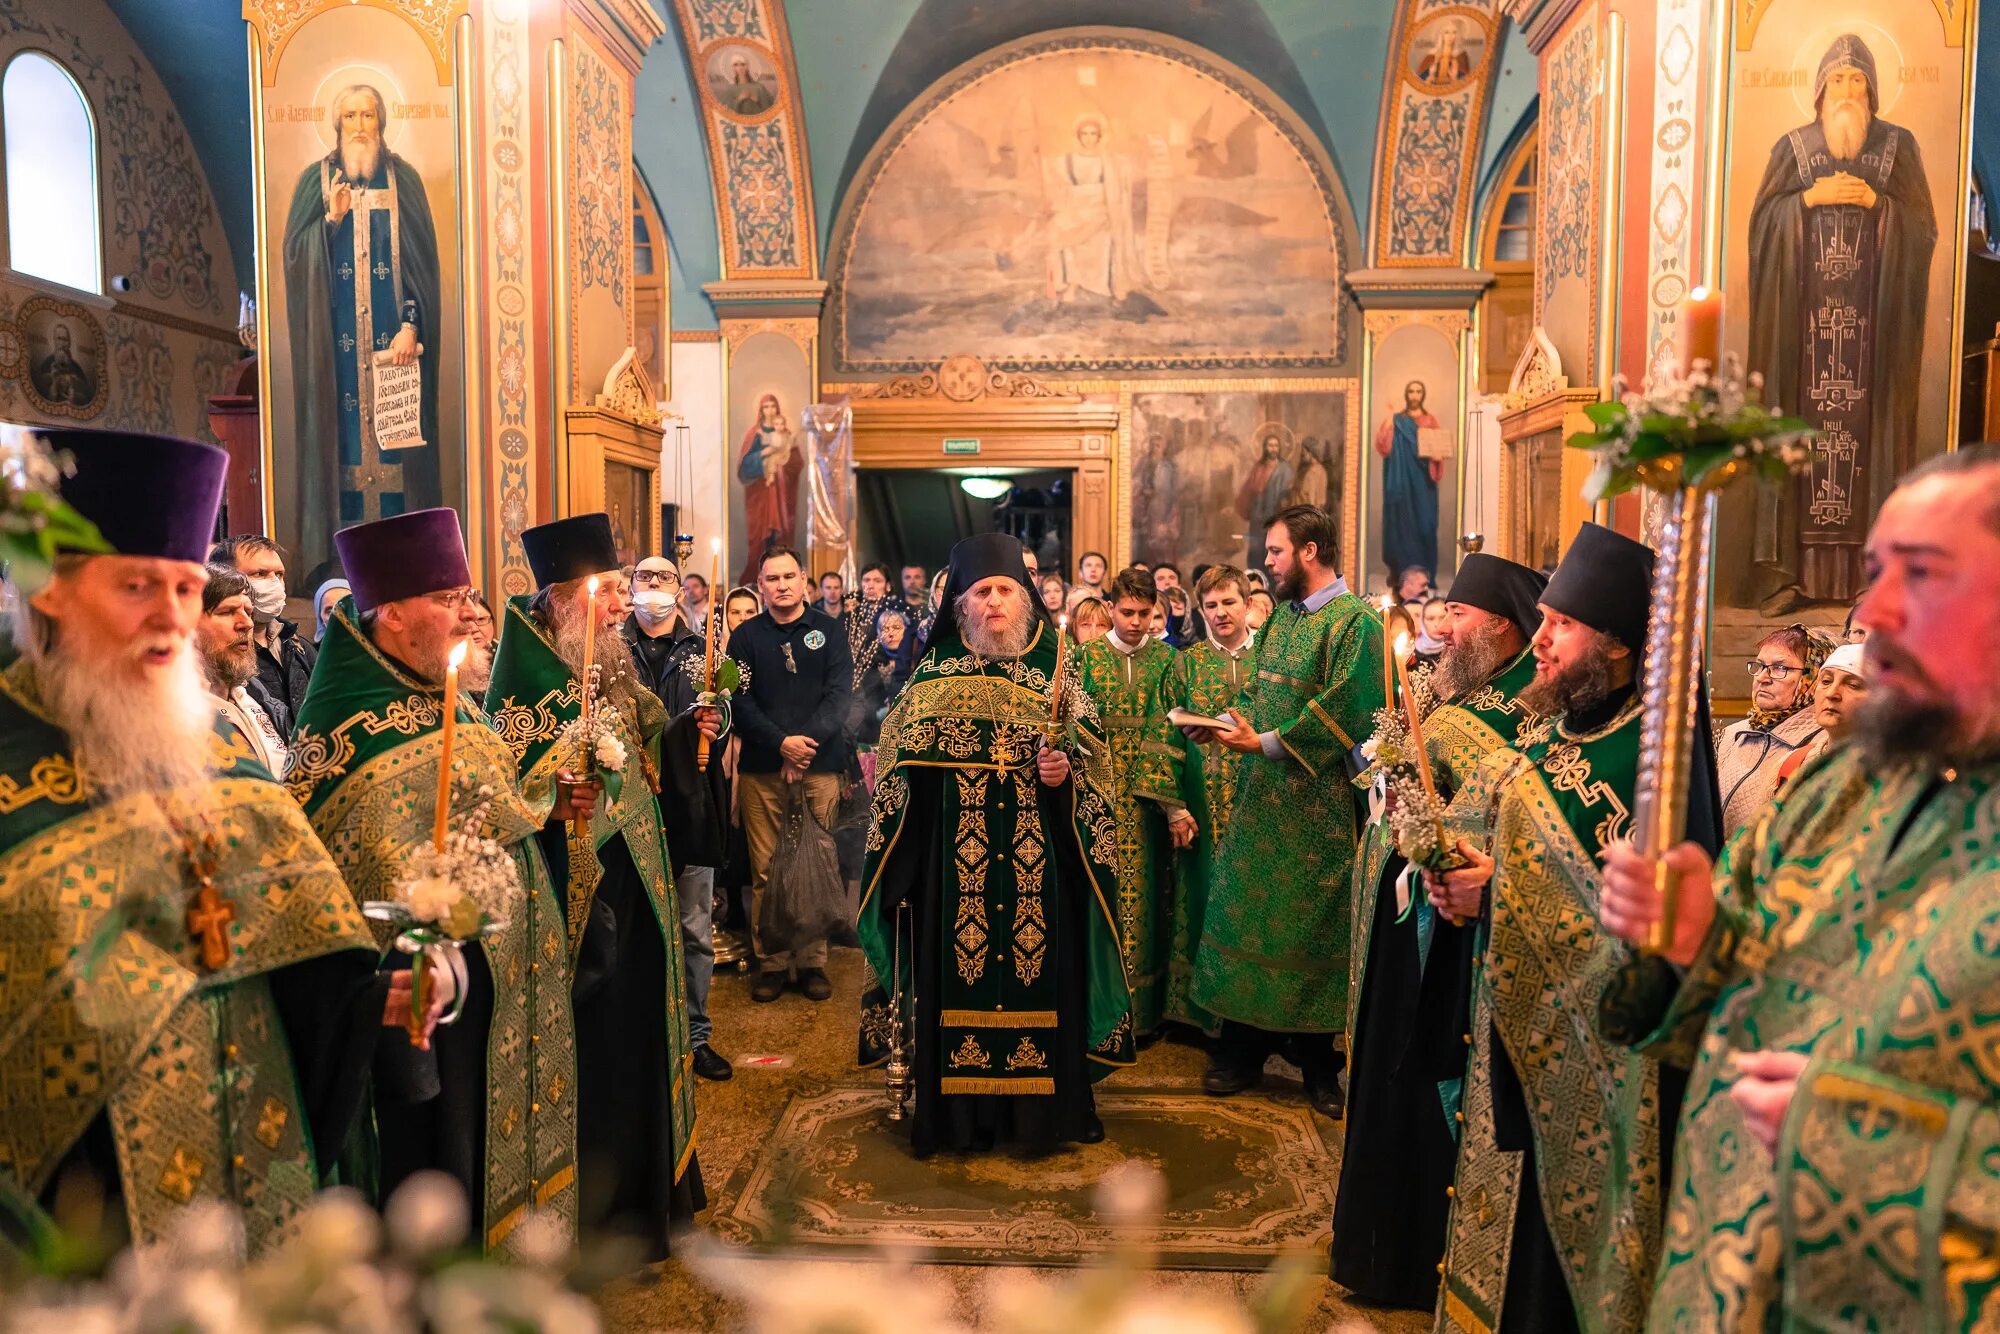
[1535,13,1599,371]
[485,0,537,594]
[1643,0,1702,381]
[244,0,466,83]
[1371,1,1505,266]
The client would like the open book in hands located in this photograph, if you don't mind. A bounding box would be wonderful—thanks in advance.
[1169,707,1238,732]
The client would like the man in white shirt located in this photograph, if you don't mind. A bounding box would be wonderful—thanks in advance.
[196,564,290,776]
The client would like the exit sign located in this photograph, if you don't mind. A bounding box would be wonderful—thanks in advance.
[942,437,981,455]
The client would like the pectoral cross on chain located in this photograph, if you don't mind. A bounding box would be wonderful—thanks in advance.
[182,832,235,971]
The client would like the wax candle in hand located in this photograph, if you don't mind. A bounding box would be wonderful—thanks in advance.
[433,639,469,851]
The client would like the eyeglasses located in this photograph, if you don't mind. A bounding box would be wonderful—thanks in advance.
[1745,660,1804,680]
[426,588,480,609]
[632,571,680,589]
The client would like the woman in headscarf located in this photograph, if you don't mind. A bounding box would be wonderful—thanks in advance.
[854,606,915,746]
[1717,623,1834,836]
[311,577,351,644]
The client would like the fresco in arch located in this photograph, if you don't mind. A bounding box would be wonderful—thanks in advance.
[835,32,1347,374]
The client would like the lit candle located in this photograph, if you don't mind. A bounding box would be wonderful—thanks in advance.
[1393,632,1439,805]
[698,538,722,773]
[1379,595,1399,708]
[1682,285,1722,375]
[433,638,469,852]
[579,574,601,724]
[1049,613,1069,738]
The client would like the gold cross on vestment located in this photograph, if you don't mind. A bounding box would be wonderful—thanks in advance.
[180,832,233,971]
[343,459,405,523]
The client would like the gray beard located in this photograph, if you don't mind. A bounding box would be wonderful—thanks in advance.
[341,138,382,183]
[32,637,218,802]
[962,609,1034,660]
[201,642,256,694]
[1822,100,1871,160]
[1432,622,1516,701]
[553,607,642,710]
[1517,640,1618,718]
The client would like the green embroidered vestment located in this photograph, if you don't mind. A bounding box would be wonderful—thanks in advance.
[1634,749,2000,1331]
[288,602,578,1254]
[1436,699,1672,1334]
[1193,593,1384,1032]
[0,661,377,1252]
[1133,637,1257,1034]
[857,621,1137,1098]
[481,596,697,1186]
[1072,636,1176,1034]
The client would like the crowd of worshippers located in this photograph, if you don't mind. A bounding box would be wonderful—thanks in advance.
[5,425,1996,1333]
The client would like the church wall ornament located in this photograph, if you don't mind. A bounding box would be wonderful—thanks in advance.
[1534,10,1601,379]
[827,28,1353,376]
[1370,1,1506,267]
[482,0,538,596]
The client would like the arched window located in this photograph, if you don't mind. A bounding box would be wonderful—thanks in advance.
[3,51,101,294]
[1478,129,1538,395]
[632,179,669,393]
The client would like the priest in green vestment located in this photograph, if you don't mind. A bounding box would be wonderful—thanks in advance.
[1331,552,1545,1310]
[1133,564,1260,1035]
[288,508,577,1256]
[1072,566,1177,1035]
[1600,447,2000,1331]
[0,430,425,1257]
[857,533,1136,1158]
[1425,525,1721,1334]
[484,513,704,1259]
[1184,504,1385,1118]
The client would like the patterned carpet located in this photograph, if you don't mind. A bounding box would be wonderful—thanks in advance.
[597,946,1429,1332]
[711,1083,1339,1268]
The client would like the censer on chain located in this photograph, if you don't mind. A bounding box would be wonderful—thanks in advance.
[884,901,914,1120]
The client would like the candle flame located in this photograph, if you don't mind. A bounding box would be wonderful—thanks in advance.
[1394,632,1411,658]
[712,537,721,553]
[1059,614,1069,630]
[1689,284,1712,301]
[448,639,469,668]
[1379,594,1395,612]
[586,574,600,596]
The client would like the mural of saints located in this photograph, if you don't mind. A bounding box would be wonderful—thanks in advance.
[1043,114,1143,308]
[737,392,802,585]
[1747,33,1935,611]
[1374,380,1442,579]
[283,83,443,564]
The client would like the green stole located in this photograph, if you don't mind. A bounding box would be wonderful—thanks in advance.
[1072,635,1176,1034]
[0,660,375,1252]
[857,622,1137,1092]
[288,602,578,1254]
[1438,696,1666,1334]
[1133,637,1256,1034]
[1348,648,1540,1034]
[480,596,697,1184]
[1639,749,2000,1331]
[1193,592,1384,1032]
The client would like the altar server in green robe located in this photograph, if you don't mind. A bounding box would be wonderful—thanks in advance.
[1600,445,2000,1332]
[857,533,1136,1158]
[1183,504,1385,1118]
[0,429,424,1258]
[289,507,577,1256]
[1072,565,1177,1035]
[484,513,704,1260]
[1133,564,1259,1035]
[1331,553,1544,1310]
[1425,524,1721,1334]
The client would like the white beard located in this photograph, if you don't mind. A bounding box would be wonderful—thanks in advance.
[1822,98,1871,161]
[552,605,641,710]
[341,137,382,184]
[961,605,1035,659]
[32,635,219,802]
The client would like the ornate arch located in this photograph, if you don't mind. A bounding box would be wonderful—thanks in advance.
[1369,0,1508,267]
[666,0,817,280]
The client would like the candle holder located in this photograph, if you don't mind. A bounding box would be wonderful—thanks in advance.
[673,532,695,567]
[1458,531,1484,554]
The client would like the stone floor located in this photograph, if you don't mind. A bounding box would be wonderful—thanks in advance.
[596,947,1430,1333]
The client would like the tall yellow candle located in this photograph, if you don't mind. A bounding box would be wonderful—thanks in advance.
[1682,285,1722,375]
[1049,613,1069,737]
[580,574,601,723]
[698,539,721,773]
[432,638,468,851]
[1393,632,1439,804]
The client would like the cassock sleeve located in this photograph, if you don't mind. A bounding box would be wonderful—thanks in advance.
[1131,655,1191,814]
[1775,1059,1999,1331]
[1270,612,1385,778]
[267,947,394,1181]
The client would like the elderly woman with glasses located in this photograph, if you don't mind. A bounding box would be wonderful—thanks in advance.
[1717,623,1835,836]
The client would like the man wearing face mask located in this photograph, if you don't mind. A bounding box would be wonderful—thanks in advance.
[622,555,735,1081]
[210,533,318,734]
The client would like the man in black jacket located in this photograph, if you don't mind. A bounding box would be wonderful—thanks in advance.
[623,554,734,1080]
[731,546,853,1002]
[210,533,318,734]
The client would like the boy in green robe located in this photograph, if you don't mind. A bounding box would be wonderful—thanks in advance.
[1183,504,1385,1118]
[0,430,422,1257]
[1133,564,1260,1035]
[857,534,1135,1157]
[1331,552,1545,1310]
[289,507,578,1256]
[485,513,707,1261]
[1073,566,1178,1035]
[1600,447,2000,1332]
[1424,525,1721,1334]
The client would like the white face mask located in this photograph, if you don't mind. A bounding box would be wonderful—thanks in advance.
[247,575,288,623]
[632,590,677,626]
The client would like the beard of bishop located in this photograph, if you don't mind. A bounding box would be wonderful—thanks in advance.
[552,597,644,712]
[1517,630,1623,719]
[1431,615,1517,702]
[959,593,1035,660]
[1822,83,1872,161]
[28,617,220,802]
